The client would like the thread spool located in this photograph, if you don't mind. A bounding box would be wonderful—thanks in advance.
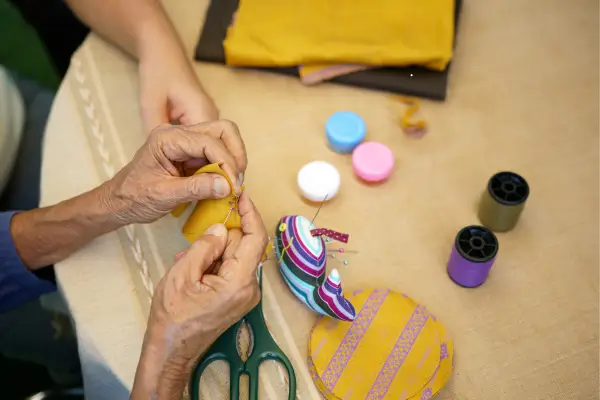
[478,171,530,232]
[447,225,499,288]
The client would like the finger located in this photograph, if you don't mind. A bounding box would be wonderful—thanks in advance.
[183,158,209,172]
[208,229,241,275]
[164,172,232,203]
[186,120,248,176]
[155,126,242,193]
[175,224,228,288]
[223,229,243,261]
[219,193,268,278]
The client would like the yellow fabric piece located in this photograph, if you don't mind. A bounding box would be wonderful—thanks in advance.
[224,0,454,71]
[173,163,242,242]
[308,289,450,399]
[409,320,454,400]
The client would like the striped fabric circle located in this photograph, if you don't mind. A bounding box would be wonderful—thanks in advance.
[308,289,454,400]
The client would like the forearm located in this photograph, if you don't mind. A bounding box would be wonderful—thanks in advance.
[10,184,123,270]
[132,324,203,400]
[64,0,186,62]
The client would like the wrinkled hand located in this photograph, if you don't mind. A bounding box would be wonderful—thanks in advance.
[103,120,247,225]
[137,194,267,398]
[150,193,267,359]
[138,53,219,133]
[131,193,267,399]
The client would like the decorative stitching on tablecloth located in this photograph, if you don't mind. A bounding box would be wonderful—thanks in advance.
[71,56,154,303]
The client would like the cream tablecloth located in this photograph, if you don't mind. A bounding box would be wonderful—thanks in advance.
[40,0,599,399]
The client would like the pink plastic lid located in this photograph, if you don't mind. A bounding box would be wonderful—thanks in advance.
[352,141,395,182]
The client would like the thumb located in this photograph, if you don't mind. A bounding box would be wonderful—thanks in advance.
[177,224,228,288]
[169,173,232,203]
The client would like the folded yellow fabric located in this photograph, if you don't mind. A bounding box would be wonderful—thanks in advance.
[224,0,454,71]
[171,163,242,242]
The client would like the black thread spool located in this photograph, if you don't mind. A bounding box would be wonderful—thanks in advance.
[478,171,530,232]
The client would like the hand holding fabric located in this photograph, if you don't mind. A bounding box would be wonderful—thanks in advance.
[131,193,268,399]
[103,120,247,225]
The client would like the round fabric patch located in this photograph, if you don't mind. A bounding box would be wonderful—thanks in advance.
[308,289,453,400]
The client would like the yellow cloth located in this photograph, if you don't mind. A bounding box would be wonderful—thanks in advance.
[172,163,242,242]
[308,289,453,399]
[224,0,454,71]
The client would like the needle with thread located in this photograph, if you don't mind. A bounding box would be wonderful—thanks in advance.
[311,194,329,226]
[222,187,244,225]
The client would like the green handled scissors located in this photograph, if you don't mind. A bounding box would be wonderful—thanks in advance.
[189,264,297,400]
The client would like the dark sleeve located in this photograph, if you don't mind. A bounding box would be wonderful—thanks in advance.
[0,211,55,313]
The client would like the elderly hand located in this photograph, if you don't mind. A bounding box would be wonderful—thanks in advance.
[102,120,247,226]
[131,193,268,399]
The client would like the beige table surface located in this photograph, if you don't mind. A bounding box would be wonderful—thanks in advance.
[41,0,599,399]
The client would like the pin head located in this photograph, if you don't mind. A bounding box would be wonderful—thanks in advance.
[279,222,287,232]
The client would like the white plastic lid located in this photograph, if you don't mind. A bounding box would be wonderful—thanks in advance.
[297,161,340,202]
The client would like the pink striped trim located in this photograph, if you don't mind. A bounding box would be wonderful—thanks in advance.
[365,305,430,399]
[320,289,390,390]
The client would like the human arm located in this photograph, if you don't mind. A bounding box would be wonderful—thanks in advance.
[131,193,267,399]
[0,212,55,313]
[6,119,246,278]
[64,0,219,132]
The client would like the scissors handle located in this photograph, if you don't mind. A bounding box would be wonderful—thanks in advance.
[244,298,297,400]
[190,319,245,400]
[189,266,297,400]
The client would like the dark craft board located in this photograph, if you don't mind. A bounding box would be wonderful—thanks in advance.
[195,0,462,101]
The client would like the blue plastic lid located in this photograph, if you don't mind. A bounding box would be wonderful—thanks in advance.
[325,111,366,153]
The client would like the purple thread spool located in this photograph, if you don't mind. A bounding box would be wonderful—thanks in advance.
[447,225,499,288]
